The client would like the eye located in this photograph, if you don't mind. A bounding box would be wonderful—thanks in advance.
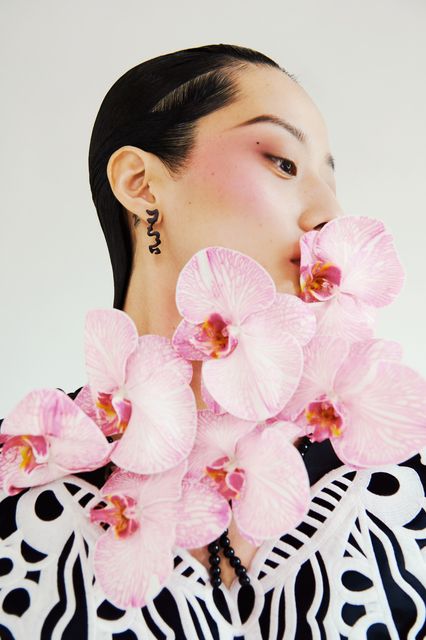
[270,155,298,177]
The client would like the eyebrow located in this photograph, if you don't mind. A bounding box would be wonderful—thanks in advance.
[231,114,336,172]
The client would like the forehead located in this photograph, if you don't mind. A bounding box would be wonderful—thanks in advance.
[196,65,330,149]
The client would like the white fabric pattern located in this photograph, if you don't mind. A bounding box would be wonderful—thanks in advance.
[0,456,425,639]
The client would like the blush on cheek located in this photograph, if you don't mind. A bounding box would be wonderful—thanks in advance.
[193,142,271,216]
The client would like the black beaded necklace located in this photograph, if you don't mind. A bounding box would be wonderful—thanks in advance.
[207,434,312,587]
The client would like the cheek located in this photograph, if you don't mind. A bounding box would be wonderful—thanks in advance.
[192,144,270,214]
[175,143,300,294]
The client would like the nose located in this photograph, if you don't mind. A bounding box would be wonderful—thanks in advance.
[297,177,344,233]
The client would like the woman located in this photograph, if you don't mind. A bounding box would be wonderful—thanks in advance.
[1,43,425,639]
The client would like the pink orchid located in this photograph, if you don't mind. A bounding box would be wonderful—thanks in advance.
[172,246,316,421]
[182,410,311,543]
[84,309,197,474]
[278,336,426,468]
[298,216,405,341]
[0,388,111,495]
[90,461,187,608]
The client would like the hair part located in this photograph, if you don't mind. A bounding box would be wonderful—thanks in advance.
[88,44,297,310]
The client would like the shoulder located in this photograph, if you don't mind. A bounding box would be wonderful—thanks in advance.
[263,453,426,639]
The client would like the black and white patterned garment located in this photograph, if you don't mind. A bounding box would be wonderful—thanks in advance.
[1,386,426,640]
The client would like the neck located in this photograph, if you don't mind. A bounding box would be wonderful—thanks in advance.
[123,256,208,410]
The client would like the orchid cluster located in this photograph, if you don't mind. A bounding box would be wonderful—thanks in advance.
[1,215,426,609]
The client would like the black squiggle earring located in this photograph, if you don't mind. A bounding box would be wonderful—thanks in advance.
[145,208,162,254]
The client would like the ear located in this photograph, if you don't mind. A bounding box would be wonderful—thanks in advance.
[106,145,163,224]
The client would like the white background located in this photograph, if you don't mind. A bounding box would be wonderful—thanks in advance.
[1,0,425,415]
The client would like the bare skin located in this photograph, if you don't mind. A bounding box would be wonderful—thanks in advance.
[107,64,344,589]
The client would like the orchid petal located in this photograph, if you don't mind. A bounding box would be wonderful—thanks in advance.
[333,361,426,467]
[172,318,214,361]
[94,523,174,609]
[137,334,194,383]
[73,384,99,424]
[334,338,404,395]
[1,388,46,436]
[0,390,112,495]
[187,411,257,480]
[110,337,196,473]
[266,419,305,442]
[313,293,376,342]
[300,230,317,266]
[101,462,186,504]
[264,293,316,346]
[175,246,276,325]
[1,389,110,468]
[280,336,350,421]
[175,477,231,548]
[203,319,303,421]
[1,464,60,495]
[92,464,185,607]
[315,216,405,306]
[200,376,227,415]
[85,309,138,393]
[233,426,311,540]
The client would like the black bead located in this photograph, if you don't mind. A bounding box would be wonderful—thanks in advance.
[209,554,221,566]
[235,565,247,577]
[219,535,230,548]
[210,565,221,577]
[239,574,251,586]
[224,547,235,558]
[229,556,241,568]
[211,576,222,588]
[207,542,220,554]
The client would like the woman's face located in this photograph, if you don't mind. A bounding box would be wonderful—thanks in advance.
[157,64,343,296]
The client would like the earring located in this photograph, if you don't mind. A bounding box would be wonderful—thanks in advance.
[145,208,162,254]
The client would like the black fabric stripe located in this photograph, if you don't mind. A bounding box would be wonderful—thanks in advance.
[41,533,76,639]
[141,606,166,639]
[315,551,329,640]
[152,588,187,640]
[294,559,315,639]
[368,509,426,638]
[62,556,88,639]
[196,596,221,639]
[259,589,273,640]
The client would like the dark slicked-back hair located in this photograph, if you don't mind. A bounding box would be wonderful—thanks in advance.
[88,43,296,310]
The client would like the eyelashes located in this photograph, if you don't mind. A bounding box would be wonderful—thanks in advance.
[269,155,298,177]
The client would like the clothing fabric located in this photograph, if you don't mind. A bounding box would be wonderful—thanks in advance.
[0,386,425,640]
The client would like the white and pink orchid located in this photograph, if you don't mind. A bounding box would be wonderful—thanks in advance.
[179,411,310,544]
[83,309,197,474]
[278,337,426,468]
[90,461,187,608]
[0,388,111,495]
[172,246,316,421]
[298,216,405,341]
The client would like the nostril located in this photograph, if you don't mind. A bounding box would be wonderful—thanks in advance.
[314,221,328,231]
